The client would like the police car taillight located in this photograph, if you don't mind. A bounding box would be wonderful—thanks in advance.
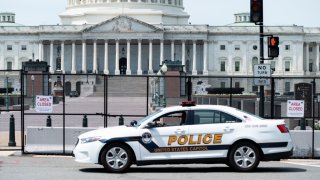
[277,124,289,133]
[180,101,196,107]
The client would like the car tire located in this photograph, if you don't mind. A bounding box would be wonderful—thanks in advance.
[100,143,132,173]
[228,142,260,172]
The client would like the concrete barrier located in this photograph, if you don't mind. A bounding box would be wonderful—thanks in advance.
[290,130,320,158]
[25,127,320,158]
[25,127,96,154]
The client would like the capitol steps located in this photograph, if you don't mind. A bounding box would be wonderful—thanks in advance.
[91,76,150,97]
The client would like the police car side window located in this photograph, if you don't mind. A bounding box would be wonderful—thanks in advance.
[193,110,242,125]
[220,112,242,123]
[194,110,215,124]
[154,111,187,127]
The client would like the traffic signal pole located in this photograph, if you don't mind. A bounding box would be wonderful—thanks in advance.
[251,0,279,118]
[251,0,266,117]
[259,22,265,117]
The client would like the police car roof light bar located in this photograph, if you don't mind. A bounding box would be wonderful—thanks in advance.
[180,101,196,107]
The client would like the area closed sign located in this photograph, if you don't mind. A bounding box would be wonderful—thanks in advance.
[287,100,304,117]
[36,96,53,113]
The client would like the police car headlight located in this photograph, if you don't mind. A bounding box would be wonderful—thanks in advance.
[80,136,102,144]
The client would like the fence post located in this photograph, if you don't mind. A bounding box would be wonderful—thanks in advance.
[46,115,52,127]
[8,114,16,147]
[119,115,124,126]
[83,115,88,127]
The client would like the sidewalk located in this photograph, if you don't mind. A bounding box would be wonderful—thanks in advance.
[0,131,22,156]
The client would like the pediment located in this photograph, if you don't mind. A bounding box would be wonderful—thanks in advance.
[83,16,162,33]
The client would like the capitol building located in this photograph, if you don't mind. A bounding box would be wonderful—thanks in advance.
[1,0,320,95]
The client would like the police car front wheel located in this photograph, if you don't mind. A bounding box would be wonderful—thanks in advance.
[100,143,133,173]
[228,142,260,172]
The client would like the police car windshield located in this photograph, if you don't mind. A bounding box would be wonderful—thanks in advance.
[135,110,163,127]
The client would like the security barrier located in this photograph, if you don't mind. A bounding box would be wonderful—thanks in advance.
[1,69,320,158]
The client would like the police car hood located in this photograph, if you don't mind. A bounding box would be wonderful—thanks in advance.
[78,126,138,139]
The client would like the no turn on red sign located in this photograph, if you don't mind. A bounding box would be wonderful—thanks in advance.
[35,96,53,113]
[287,100,304,117]
[253,64,271,86]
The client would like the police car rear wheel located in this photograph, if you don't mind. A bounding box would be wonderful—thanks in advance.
[228,142,260,172]
[101,143,132,173]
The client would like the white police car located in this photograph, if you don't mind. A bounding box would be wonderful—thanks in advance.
[73,101,293,172]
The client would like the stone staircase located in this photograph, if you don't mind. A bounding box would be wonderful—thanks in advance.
[91,76,149,97]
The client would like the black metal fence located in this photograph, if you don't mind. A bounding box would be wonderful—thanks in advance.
[0,70,319,157]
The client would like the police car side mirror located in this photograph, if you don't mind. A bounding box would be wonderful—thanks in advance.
[145,122,155,129]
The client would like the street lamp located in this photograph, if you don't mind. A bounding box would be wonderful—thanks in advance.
[5,72,9,111]
[48,78,52,95]
[31,75,35,108]
[158,63,168,107]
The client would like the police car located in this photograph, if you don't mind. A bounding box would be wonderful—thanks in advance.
[73,101,293,172]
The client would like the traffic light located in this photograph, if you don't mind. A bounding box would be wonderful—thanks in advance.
[268,37,279,58]
[250,0,263,23]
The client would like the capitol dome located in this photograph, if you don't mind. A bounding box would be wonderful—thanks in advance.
[60,0,190,25]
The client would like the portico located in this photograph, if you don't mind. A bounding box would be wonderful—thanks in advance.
[37,16,208,75]
[40,38,207,75]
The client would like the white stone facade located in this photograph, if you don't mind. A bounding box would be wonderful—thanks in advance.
[1,3,320,94]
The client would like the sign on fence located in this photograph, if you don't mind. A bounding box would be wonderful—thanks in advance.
[287,100,304,117]
[36,96,53,113]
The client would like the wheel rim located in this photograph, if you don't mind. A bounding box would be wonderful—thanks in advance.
[106,147,128,170]
[234,146,256,169]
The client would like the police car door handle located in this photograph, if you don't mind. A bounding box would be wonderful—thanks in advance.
[174,129,185,134]
[223,127,234,132]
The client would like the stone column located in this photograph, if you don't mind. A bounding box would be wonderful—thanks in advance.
[192,40,197,75]
[203,40,208,75]
[316,42,320,72]
[160,39,164,65]
[227,41,233,74]
[242,41,247,75]
[278,42,283,74]
[49,41,54,73]
[171,40,175,61]
[93,40,98,74]
[61,41,66,73]
[137,39,142,75]
[126,39,131,75]
[148,39,153,74]
[82,40,87,73]
[0,41,4,69]
[297,41,304,73]
[29,41,34,60]
[292,41,298,73]
[104,40,109,74]
[182,40,186,72]
[14,42,19,70]
[71,41,76,74]
[306,43,310,72]
[38,41,43,61]
[115,39,120,75]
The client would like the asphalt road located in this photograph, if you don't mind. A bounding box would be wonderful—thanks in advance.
[0,155,319,180]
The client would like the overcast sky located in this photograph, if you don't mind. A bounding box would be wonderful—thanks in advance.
[1,0,319,27]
